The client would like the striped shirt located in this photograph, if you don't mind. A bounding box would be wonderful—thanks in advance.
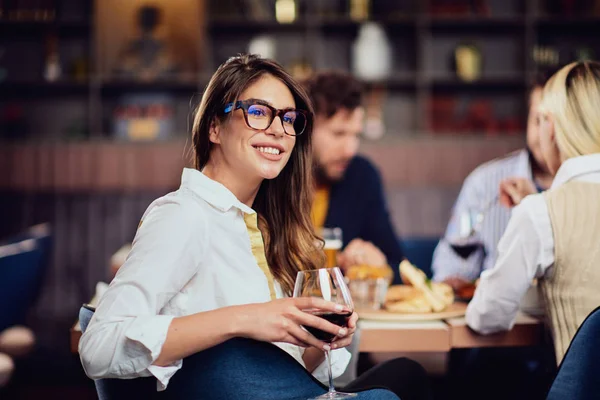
[432,149,533,282]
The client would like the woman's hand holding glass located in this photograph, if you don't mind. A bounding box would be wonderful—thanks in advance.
[235,297,353,350]
[328,311,358,350]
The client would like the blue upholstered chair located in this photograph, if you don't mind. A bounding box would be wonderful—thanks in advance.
[0,224,52,332]
[546,306,600,400]
[401,237,440,279]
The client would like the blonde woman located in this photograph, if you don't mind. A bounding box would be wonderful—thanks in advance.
[466,61,600,364]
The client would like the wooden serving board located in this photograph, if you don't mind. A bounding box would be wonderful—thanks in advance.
[357,302,468,322]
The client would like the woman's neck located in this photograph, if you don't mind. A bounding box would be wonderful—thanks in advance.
[202,161,262,208]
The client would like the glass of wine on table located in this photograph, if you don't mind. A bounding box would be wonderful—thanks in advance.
[293,267,356,399]
[448,207,483,297]
[449,195,497,262]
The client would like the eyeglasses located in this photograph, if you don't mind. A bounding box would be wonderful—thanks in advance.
[223,99,308,136]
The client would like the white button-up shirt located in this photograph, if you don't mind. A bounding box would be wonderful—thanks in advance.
[79,168,350,391]
[466,153,600,334]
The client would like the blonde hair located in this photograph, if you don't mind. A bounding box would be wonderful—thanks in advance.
[539,61,600,159]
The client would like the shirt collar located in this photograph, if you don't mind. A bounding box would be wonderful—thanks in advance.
[180,168,255,214]
[551,153,600,189]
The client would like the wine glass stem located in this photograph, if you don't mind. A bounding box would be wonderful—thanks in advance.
[326,348,335,393]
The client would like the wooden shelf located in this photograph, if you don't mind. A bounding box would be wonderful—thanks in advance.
[0,19,90,32]
[429,17,525,33]
[1,2,593,140]
[0,80,89,96]
[535,16,600,29]
[363,76,418,90]
[430,16,525,28]
[317,16,416,30]
[207,18,309,31]
[431,76,525,91]
[99,80,201,94]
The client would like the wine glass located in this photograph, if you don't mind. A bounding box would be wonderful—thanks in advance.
[447,195,498,290]
[452,194,499,242]
[293,267,356,399]
[447,207,484,279]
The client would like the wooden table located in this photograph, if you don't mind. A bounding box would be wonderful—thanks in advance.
[358,320,451,353]
[446,312,544,349]
[358,311,544,353]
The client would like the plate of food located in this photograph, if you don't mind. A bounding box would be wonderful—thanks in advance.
[357,260,467,321]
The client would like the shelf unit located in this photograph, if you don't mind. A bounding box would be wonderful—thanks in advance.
[1,0,600,142]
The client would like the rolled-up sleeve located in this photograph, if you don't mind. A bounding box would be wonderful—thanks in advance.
[79,197,207,390]
[312,348,351,383]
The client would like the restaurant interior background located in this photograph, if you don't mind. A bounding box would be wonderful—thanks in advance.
[1,0,598,398]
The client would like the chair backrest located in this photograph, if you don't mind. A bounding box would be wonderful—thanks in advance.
[78,305,159,400]
[401,237,440,278]
[0,225,51,332]
[546,306,600,400]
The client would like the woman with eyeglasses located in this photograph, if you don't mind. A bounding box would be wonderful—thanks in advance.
[78,55,426,399]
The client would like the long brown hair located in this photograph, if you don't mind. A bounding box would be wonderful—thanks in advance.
[191,54,324,295]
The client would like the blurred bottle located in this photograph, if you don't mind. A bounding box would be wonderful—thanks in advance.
[275,0,296,23]
[454,43,482,82]
[350,0,370,21]
[352,22,392,82]
[44,33,61,82]
[248,35,276,59]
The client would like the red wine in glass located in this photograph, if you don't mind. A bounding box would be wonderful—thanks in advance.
[303,311,352,343]
[450,242,480,259]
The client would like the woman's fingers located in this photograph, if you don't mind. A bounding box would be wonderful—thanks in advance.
[347,312,358,330]
[331,337,352,349]
[292,309,346,338]
[287,323,328,350]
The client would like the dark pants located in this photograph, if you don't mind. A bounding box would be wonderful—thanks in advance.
[344,357,433,400]
[95,338,403,400]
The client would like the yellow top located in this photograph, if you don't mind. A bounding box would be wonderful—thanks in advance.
[311,186,331,230]
[243,212,277,301]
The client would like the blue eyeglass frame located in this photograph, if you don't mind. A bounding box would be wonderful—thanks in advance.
[222,99,308,136]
